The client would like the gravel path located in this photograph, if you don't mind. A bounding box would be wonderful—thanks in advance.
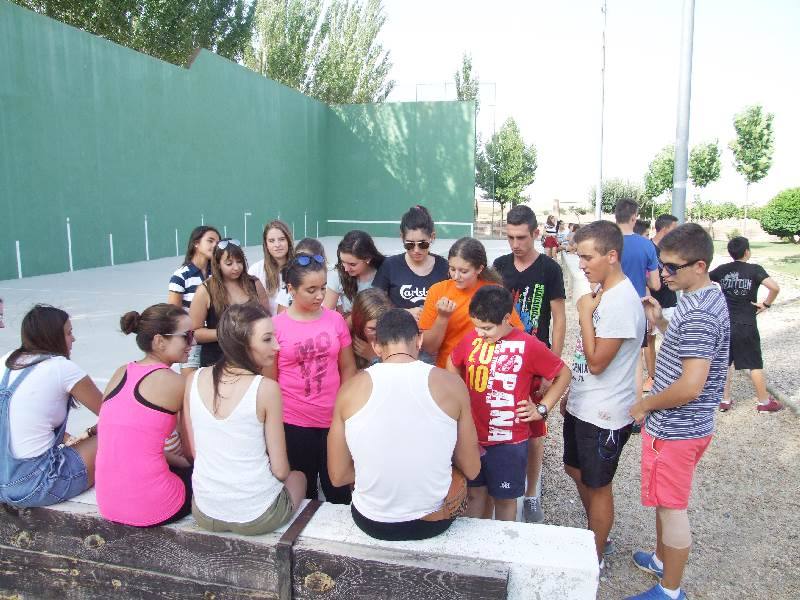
[541,269,800,600]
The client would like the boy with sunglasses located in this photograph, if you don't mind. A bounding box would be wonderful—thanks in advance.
[628,224,730,600]
[710,236,781,412]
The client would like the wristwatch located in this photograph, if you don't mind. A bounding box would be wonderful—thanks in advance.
[536,404,549,419]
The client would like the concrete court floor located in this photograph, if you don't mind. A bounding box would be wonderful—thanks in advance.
[0,236,518,432]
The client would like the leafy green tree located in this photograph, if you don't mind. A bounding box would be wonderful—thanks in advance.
[455,53,480,113]
[729,105,775,204]
[246,0,394,103]
[689,140,722,189]
[475,118,537,221]
[760,188,800,241]
[13,0,254,65]
[589,178,644,215]
[689,200,740,238]
[644,145,675,201]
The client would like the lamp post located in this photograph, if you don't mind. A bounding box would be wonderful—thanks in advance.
[244,212,252,246]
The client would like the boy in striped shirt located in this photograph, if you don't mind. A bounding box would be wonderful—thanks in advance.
[628,224,730,600]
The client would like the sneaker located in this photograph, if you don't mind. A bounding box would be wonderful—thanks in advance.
[522,495,545,524]
[756,397,782,412]
[603,538,616,556]
[624,584,687,600]
[632,550,663,579]
[719,399,732,412]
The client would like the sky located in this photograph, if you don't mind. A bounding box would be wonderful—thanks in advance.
[380,0,800,211]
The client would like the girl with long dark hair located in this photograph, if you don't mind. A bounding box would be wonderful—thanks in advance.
[324,230,385,316]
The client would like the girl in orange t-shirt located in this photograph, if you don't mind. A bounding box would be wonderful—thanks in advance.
[419,238,522,368]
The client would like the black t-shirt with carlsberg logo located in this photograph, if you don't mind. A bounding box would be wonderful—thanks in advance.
[372,253,450,309]
[709,260,770,325]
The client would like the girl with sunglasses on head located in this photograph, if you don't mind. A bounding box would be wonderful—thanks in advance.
[269,253,357,504]
[95,304,194,527]
[419,237,524,369]
[248,220,294,317]
[324,230,385,316]
[167,226,221,375]
[184,303,306,535]
[0,305,103,508]
[190,239,268,368]
[373,205,449,323]
[350,288,393,369]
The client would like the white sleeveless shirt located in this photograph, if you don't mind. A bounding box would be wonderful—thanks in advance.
[190,368,284,523]
[345,361,457,523]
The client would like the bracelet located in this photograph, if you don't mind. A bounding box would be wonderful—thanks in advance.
[763,302,771,308]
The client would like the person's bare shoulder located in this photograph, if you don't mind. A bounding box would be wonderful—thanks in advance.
[338,370,373,420]
[428,366,468,420]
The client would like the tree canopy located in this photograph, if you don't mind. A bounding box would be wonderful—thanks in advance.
[689,140,722,189]
[454,53,479,113]
[644,145,675,201]
[589,178,644,215]
[729,105,775,187]
[475,118,537,219]
[759,188,800,240]
[13,0,255,65]
[245,0,394,103]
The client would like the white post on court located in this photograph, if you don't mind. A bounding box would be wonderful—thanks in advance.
[292,222,295,238]
[109,234,115,266]
[144,215,150,261]
[15,240,22,278]
[244,212,252,246]
[316,221,319,238]
[175,229,180,256]
[66,218,74,272]
[201,213,205,225]
[304,211,307,238]
[224,225,228,238]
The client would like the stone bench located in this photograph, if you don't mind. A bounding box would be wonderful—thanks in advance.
[0,489,598,599]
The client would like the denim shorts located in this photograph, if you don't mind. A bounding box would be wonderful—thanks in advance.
[1,444,89,508]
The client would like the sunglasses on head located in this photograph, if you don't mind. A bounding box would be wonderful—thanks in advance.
[659,259,699,276]
[163,330,194,346]
[403,240,431,251]
[217,239,241,250]
[294,254,325,266]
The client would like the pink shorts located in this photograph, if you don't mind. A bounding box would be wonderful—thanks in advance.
[641,430,712,509]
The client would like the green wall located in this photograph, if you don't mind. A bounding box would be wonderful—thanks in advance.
[0,1,475,280]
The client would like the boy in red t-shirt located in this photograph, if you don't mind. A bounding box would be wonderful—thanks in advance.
[447,285,571,521]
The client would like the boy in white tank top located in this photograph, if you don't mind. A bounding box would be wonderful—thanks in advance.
[327,309,480,541]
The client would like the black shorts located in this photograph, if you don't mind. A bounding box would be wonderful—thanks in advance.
[467,440,528,500]
[351,505,454,541]
[563,411,632,488]
[729,324,763,370]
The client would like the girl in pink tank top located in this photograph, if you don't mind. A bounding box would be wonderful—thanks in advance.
[95,304,195,527]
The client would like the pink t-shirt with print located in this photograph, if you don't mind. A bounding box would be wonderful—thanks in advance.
[273,308,352,428]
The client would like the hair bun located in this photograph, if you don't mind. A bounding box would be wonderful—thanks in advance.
[120,311,141,335]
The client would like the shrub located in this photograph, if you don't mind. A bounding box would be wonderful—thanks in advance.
[760,188,800,240]
[726,228,741,240]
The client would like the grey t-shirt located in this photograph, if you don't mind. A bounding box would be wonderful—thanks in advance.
[327,268,374,313]
[567,277,646,430]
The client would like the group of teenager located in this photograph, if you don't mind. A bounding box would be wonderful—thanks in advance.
[0,199,780,600]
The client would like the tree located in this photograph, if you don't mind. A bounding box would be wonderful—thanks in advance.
[688,200,740,239]
[760,188,800,241]
[475,118,537,221]
[689,140,722,189]
[729,105,775,204]
[455,53,480,113]
[245,0,394,103]
[644,145,675,201]
[12,0,255,66]
[589,178,644,215]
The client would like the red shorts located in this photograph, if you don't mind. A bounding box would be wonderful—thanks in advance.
[543,235,559,249]
[641,430,712,509]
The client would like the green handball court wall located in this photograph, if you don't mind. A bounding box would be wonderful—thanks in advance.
[0,0,475,280]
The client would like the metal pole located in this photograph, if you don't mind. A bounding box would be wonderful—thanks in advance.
[671,0,696,224]
[144,215,150,261]
[109,233,115,266]
[175,229,180,257]
[201,213,205,225]
[304,211,307,238]
[224,225,228,238]
[66,218,74,272]
[316,221,319,238]
[244,212,252,246]
[595,0,607,220]
[15,240,22,278]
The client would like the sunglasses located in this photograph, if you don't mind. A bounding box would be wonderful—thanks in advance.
[217,239,241,250]
[295,254,325,266]
[403,240,431,251]
[163,330,194,346]
[659,259,699,276]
